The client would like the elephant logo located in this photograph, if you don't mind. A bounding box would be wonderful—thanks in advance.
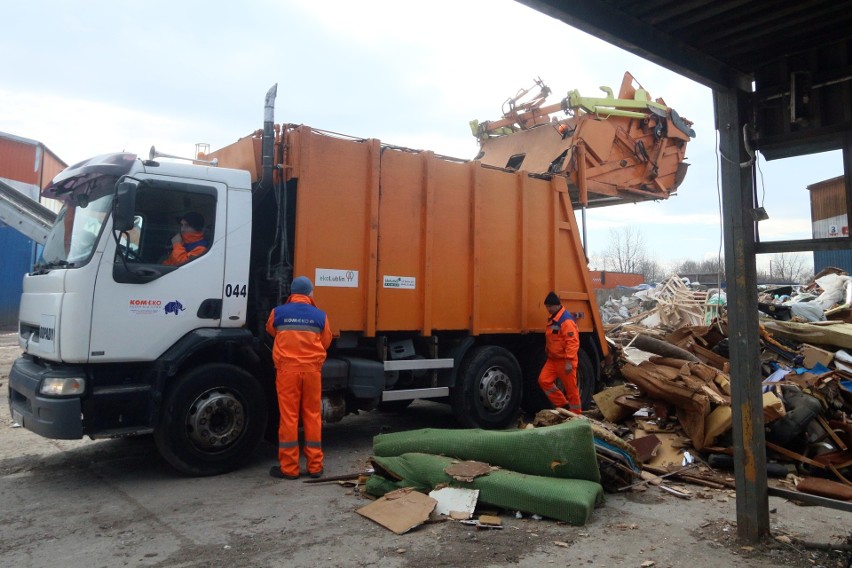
[164,301,185,315]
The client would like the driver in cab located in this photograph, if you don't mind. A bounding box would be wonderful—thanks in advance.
[163,212,208,266]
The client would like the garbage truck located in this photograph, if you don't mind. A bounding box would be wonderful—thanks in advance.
[8,73,693,475]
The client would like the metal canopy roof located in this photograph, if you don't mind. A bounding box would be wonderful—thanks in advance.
[518,0,852,543]
[519,0,852,91]
[519,0,852,159]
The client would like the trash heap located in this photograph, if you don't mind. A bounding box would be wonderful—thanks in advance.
[599,275,726,328]
[594,270,852,503]
[352,271,852,535]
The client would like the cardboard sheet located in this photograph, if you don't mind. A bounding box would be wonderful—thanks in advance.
[356,487,437,534]
[593,384,636,423]
[634,432,690,467]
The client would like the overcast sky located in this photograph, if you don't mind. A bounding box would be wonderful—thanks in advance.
[2,0,842,271]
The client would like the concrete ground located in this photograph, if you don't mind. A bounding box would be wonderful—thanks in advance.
[0,331,848,568]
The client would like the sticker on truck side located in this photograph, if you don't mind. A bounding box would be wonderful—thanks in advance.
[382,275,416,289]
[128,299,186,316]
[39,314,56,353]
[315,268,359,288]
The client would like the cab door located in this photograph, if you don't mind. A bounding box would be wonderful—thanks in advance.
[89,178,226,362]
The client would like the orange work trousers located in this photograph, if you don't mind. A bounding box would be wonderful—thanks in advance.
[276,369,323,477]
[537,358,582,412]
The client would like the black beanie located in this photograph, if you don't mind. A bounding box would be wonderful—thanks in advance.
[180,212,205,232]
[544,291,560,306]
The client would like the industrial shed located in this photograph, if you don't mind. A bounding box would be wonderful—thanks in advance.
[809,176,852,273]
[0,131,65,327]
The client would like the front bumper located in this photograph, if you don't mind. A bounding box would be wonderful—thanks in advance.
[8,356,84,439]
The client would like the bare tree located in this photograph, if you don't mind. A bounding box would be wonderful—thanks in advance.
[673,256,726,282]
[638,257,664,283]
[768,253,810,283]
[675,259,701,275]
[601,226,647,274]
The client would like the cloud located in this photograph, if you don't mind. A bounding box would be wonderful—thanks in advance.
[0,89,198,162]
[584,204,721,229]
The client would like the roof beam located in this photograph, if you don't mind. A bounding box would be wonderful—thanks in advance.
[517,0,752,91]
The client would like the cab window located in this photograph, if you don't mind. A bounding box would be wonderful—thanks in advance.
[113,181,216,283]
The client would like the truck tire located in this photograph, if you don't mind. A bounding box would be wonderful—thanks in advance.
[522,347,597,414]
[576,349,596,410]
[155,363,267,476]
[451,346,521,429]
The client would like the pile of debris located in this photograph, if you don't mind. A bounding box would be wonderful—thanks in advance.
[342,271,852,537]
[757,268,851,323]
[597,269,852,504]
[599,275,725,328]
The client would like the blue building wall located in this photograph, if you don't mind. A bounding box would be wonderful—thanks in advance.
[814,249,852,275]
[0,222,36,328]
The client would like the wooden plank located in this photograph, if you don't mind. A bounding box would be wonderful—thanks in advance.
[766,441,826,469]
[816,415,847,451]
[828,463,852,487]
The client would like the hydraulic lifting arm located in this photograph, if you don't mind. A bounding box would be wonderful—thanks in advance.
[471,72,695,209]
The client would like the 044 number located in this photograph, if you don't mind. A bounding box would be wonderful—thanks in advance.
[225,283,247,298]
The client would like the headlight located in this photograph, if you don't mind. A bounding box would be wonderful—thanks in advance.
[40,377,86,396]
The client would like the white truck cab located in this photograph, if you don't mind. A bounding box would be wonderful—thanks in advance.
[9,152,263,475]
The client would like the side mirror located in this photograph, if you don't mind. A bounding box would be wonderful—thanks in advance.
[113,180,137,232]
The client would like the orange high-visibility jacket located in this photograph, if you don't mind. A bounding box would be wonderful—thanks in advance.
[163,230,208,266]
[266,294,332,370]
[544,306,580,362]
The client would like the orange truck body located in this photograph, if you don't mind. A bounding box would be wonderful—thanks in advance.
[210,126,606,350]
[199,73,693,434]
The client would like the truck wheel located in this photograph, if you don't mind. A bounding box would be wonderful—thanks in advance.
[155,363,267,476]
[522,348,597,414]
[521,347,550,414]
[451,346,521,429]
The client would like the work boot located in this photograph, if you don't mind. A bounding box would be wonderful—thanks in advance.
[269,466,299,480]
[308,468,324,479]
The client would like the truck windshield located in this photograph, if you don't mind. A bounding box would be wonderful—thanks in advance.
[38,175,117,269]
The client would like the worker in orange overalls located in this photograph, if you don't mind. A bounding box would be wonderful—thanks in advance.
[538,290,582,412]
[163,212,208,266]
[266,276,332,480]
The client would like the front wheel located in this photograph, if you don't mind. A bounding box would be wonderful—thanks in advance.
[155,363,267,476]
[451,346,522,429]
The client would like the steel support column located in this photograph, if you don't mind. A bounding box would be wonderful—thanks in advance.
[714,87,770,543]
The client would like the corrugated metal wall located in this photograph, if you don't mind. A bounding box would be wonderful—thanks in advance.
[0,223,35,327]
[588,271,644,289]
[809,176,846,237]
[814,250,852,274]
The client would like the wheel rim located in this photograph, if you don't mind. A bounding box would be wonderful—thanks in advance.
[185,388,246,451]
[477,365,513,412]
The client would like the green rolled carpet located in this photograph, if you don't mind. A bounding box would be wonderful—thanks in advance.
[372,420,600,483]
[366,452,604,525]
